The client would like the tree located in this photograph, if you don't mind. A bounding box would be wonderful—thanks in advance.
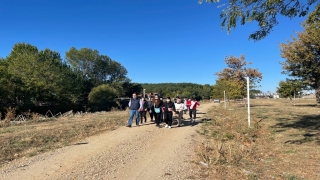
[202,84,213,99]
[6,43,58,105]
[212,79,243,100]
[199,0,318,41]
[215,55,263,97]
[280,4,320,104]
[65,47,128,87]
[5,43,87,112]
[0,59,16,105]
[277,80,303,100]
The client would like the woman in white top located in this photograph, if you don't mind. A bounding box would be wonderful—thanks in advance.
[174,98,186,127]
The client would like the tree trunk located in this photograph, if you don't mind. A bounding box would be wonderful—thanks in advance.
[316,88,320,106]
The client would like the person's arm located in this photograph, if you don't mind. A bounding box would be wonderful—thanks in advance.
[172,103,176,112]
[128,99,131,108]
[139,99,143,109]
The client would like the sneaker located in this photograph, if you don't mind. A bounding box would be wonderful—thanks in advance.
[126,125,132,128]
[168,126,171,129]
[165,124,168,128]
[177,124,180,127]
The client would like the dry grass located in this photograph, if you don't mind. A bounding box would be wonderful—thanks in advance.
[194,98,320,180]
[0,109,129,164]
[0,107,16,128]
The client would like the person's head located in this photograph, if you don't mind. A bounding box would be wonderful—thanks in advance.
[166,97,171,102]
[154,95,159,100]
[141,97,145,101]
[177,99,181,103]
[132,93,137,99]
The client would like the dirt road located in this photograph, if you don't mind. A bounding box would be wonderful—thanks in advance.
[1,102,215,180]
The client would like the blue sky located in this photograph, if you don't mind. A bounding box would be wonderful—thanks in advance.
[0,0,313,93]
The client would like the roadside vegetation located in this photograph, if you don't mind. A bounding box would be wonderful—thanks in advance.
[194,98,320,180]
[0,109,129,165]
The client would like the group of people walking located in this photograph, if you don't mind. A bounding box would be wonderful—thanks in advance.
[126,93,200,128]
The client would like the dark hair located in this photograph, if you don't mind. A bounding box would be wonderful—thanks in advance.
[166,97,171,99]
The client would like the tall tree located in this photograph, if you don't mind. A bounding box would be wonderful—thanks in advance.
[5,43,86,110]
[199,0,318,41]
[215,55,262,97]
[280,4,320,104]
[65,47,128,86]
[0,59,16,104]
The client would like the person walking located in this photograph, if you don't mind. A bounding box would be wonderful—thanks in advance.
[139,97,148,124]
[146,97,154,121]
[159,97,164,122]
[183,98,188,115]
[126,93,142,127]
[186,98,192,112]
[189,98,200,124]
[162,97,175,129]
[174,98,185,127]
[150,94,163,127]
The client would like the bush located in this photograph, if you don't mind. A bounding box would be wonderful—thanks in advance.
[88,84,119,111]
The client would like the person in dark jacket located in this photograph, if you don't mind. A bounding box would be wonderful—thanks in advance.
[127,93,142,127]
[150,94,163,127]
[146,97,154,121]
[162,97,176,129]
[139,97,148,123]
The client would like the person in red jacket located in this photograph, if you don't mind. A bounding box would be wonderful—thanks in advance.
[189,98,200,124]
[186,99,192,111]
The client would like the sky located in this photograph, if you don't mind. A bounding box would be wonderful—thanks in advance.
[0,0,314,93]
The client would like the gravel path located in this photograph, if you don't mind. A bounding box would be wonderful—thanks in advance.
[1,103,214,180]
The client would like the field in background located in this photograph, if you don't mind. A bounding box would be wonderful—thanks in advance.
[194,98,320,180]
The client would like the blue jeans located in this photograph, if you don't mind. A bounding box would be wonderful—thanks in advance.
[127,109,140,125]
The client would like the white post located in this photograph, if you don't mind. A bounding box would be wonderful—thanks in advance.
[246,77,250,128]
[294,90,295,106]
[143,89,146,98]
[224,91,226,109]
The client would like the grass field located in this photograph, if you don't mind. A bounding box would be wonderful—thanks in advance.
[194,98,320,180]
[0,110,129,164]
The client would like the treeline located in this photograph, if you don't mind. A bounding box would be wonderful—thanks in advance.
[0,43,143,115]
[0,43,265,116]
[140,83,212,100]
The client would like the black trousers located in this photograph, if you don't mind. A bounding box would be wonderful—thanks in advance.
[189,109,196,119]
[154,112,161,125]
[164,112,173,126]
[147,108,154,120]
[139,111,147,123]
